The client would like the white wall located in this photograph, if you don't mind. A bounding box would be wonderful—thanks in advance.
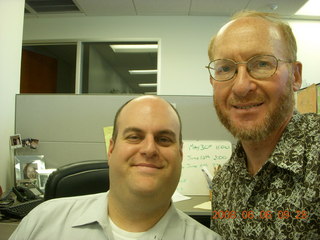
[23,16,227,96]
[0,0,25,191]
[290,20,320,88]
[23,16,320,95]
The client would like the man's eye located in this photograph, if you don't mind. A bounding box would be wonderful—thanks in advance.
[156,136,174,146]
[215,64,233,74]
[253,60,273,69]
[258,61,268,67]
[126,135,141,142]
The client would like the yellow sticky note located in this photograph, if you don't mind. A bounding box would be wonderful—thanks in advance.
[103,126,114,153]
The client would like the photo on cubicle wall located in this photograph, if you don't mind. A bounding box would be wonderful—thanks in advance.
[14,155,45,187]
[10,134,23,149]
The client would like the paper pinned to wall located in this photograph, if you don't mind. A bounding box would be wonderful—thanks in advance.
[297,84,317,113]
[103,126,114,152]
[177,140,232,195]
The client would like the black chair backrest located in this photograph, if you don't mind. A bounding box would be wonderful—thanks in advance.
[44,160,109,200]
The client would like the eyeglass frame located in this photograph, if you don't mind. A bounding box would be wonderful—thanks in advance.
[205,54,293,82]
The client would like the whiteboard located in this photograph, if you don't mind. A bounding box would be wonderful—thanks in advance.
[177,140,232,195]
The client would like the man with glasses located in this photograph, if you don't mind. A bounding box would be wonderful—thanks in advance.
[206,10,319,239]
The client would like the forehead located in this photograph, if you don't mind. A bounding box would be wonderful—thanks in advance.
[117,98,180,134]
[214,17,285,59]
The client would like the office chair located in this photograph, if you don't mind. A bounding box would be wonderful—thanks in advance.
[44,160,109,200]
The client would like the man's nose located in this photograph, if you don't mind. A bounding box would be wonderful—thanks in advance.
[231,65,257,97]
[140,136,158,158]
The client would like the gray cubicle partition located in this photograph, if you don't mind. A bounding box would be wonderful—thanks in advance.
[15,94,235,169]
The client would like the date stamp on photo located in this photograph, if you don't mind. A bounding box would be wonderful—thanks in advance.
[212,210,308,220]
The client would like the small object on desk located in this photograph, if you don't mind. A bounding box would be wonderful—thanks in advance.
[193,201,212,210]
[172,191,191,202]
[201,167,213,190]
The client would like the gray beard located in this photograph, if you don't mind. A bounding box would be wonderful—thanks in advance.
[214,81,295,142]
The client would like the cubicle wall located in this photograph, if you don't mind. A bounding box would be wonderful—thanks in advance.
[15,94,235,169]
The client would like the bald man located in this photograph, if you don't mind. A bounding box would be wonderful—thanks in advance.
[10,95,221,240]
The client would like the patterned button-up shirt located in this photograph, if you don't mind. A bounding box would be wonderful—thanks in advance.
[210,111,320,239]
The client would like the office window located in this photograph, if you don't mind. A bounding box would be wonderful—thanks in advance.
[81,42,157,94]
[21,41,158,94]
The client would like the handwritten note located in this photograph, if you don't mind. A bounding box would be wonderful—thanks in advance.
[177,140,232,195]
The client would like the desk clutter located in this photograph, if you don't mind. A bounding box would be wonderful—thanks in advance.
[0,198,43,219]
[0,185,44,219]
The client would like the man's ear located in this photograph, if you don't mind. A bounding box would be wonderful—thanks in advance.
[292,61,302,91]
[107,139,115,160]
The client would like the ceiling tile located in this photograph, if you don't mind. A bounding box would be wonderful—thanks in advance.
[75,0,136,16]
[189,0,250,16]
[247,0,308,17]
[134,0,191,15]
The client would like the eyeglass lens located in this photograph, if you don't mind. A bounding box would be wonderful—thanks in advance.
[209,55,278,81]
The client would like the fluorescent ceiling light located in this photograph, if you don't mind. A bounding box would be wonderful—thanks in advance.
[295,0,320,16]
[129,69,157,75]
[110,44,158,53]
[138,83,157,87]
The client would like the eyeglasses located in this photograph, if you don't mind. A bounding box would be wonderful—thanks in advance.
[205,55,292,82]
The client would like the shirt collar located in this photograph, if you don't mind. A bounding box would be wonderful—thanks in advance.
[269,111,306,176]
[143,203,183,240]
[71,192,183,240]
[226,143,249,179]
[72,192,108,228]
[229,111,306,177]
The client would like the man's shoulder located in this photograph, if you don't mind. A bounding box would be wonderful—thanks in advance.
[290,112,319,133]
[29,192,107,219]
[9,193,108,240]
[42,192,106,206]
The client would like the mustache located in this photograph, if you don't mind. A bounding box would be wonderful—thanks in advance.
[228,95,265,105]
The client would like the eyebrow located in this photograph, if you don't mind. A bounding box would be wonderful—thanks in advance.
[122,127,143,136]
[122,127,177,140]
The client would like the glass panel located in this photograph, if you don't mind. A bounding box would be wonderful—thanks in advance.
[21,44,76,93]
[21,41,158,94]
[81,42,158,94]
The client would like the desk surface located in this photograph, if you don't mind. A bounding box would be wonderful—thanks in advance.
[174,195,211,216]
[0,220,19,240]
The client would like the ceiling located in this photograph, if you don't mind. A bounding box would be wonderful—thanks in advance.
[23,0,314,94]
[24,0,314,19]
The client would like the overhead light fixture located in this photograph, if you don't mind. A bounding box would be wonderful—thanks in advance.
[129,69,157,75]
[138,83,157,87]
[295,0,320,16]
[110,44,158,53]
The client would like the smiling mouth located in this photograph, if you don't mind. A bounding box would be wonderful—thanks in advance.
[234,103,263,109]
[134,163,162,169]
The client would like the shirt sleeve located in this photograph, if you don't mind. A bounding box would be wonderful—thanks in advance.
[8,214,33,240]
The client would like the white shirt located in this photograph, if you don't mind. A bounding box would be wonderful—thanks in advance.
[109,217,146,240]
[9,192,221,240]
